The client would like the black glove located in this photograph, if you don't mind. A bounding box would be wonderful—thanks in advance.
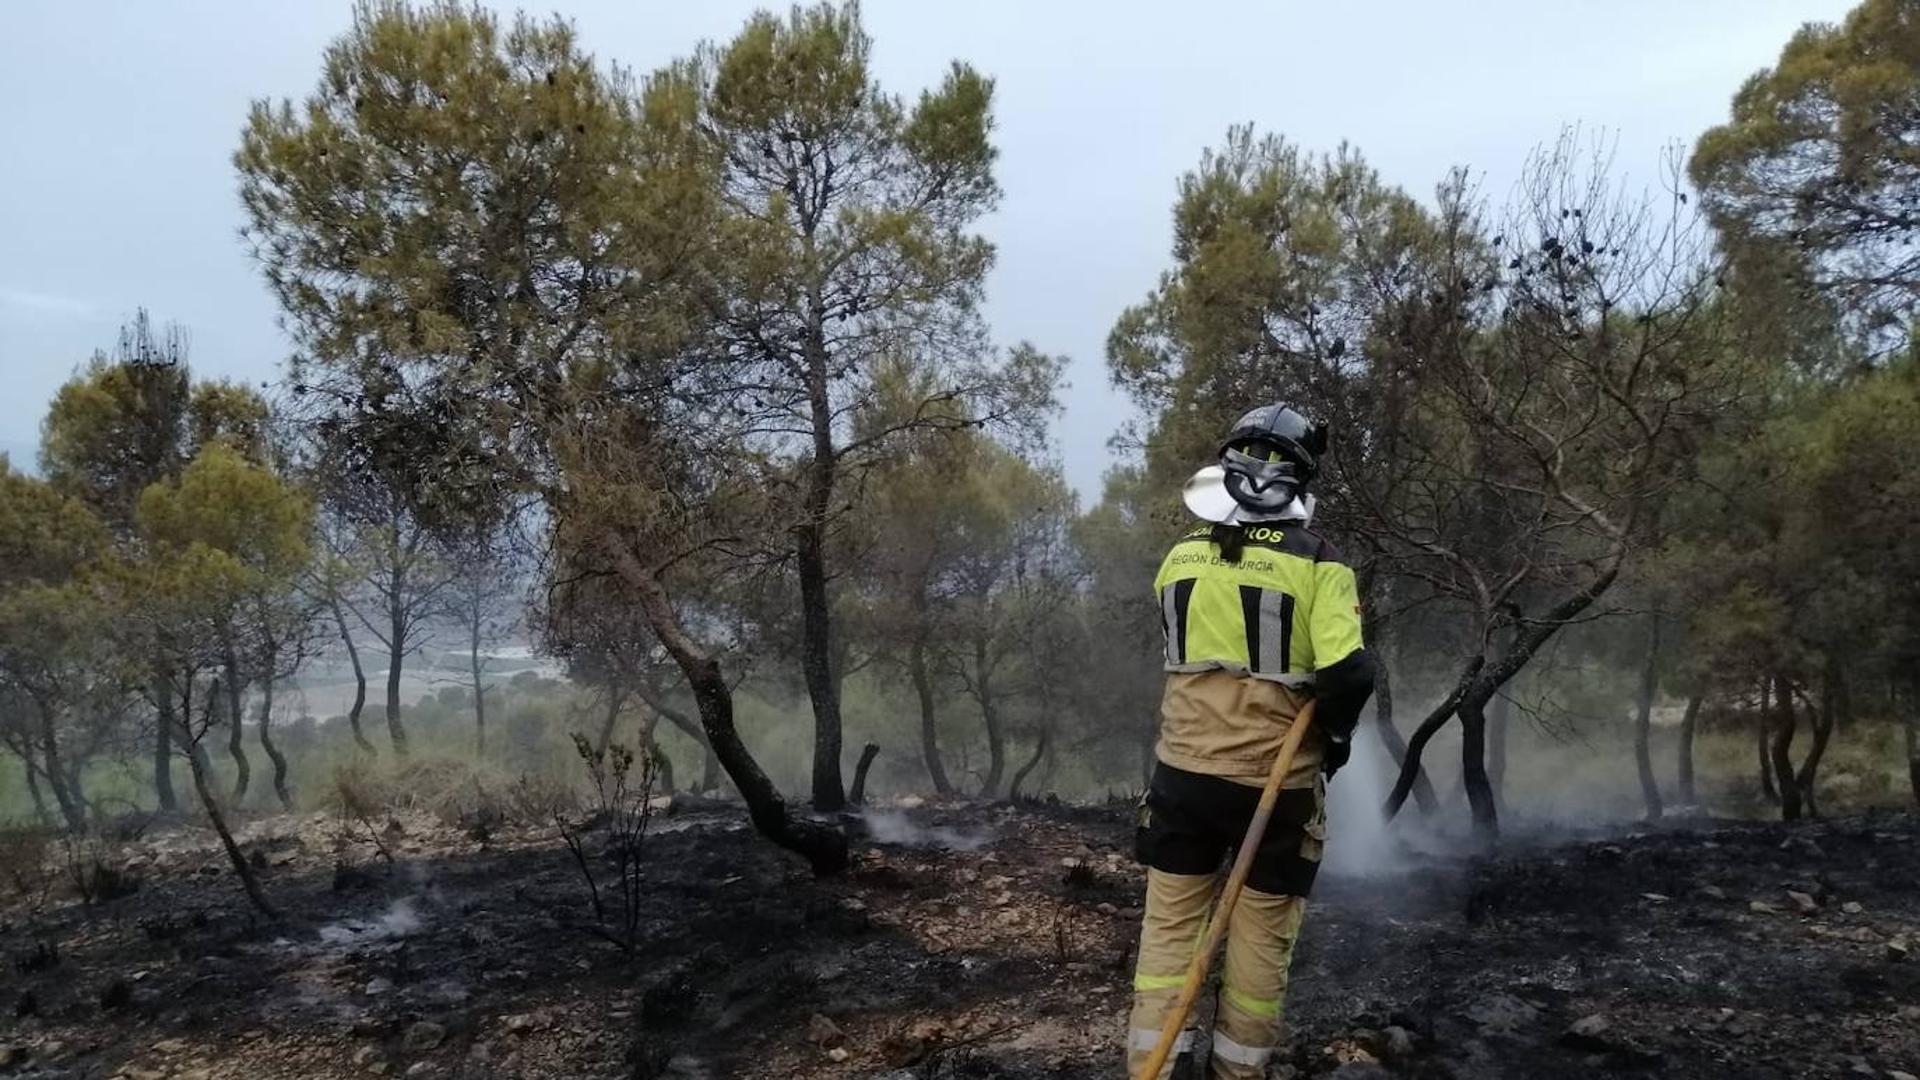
[1322,734,1351,778]
[1314,649,1375,780]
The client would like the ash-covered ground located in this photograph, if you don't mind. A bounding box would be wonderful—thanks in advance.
[1,797,1917,1080]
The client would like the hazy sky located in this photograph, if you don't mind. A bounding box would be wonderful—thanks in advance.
[0,0,1854,498]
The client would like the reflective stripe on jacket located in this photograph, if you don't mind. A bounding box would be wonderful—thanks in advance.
[1151,523,1365,786]
[1152,524,1363,683]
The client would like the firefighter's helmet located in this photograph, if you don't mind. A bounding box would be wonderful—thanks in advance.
[1216,404,1327,514]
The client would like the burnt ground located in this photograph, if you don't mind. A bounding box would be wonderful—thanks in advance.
[0,798,1917,1080]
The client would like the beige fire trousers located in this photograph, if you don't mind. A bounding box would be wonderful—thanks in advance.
[1126,870,1306,1079]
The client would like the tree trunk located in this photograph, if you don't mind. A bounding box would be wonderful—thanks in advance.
[1794,662,1838,819]
[639,710,674,796]
[153,673,179,813]
[849,743,880,805]
[1905,670,1920,807]
[614,546,847,874]
[41,742,84,832]
[634,686,722,792]
[30,701,85,831]
[674,643,845,873]
[796,274,848,813]
[20,757,52,828]
[1385,561,1622,825]
[224,651,250,803]
[1769,673,1801,821]
[1459,689,1499,837]
[1009,722,1050,803]
[1384,660,1479,821]
[1010,677,1055,803]
[594,686,626,759]
[64,758,90,825]
[1677,694,1702,806]
[909,637,954,795]
[1632,614,1664,820]
[1486,624,1522,817]
[1370,636,1437,814]
[258,677,292,810]
[795,514,844,811]
[1488,686,1511,816]
[185,694,277,918]
[1907,702,1920,808]
[469,612,487,756]
[330,596,375,755]
[1757,678,1778,801]
[385,581,409,757]
[1040,727,1061,794]
[974,637,1006,798]
[169,677,216,793]
[653,742,675,796]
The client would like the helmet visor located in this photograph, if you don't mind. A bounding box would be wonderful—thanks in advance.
[1221,444,1299,493]
[1220,445,1301,511]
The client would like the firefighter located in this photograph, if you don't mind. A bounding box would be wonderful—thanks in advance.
[1127,403,1377,1080]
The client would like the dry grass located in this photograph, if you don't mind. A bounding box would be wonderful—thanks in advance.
[57,829,139,905]
[0,826,57,912]
[325,754,578,833]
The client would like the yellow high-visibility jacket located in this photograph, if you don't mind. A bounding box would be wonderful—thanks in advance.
[1152,523,1366,786]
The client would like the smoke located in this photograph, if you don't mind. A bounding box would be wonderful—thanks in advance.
[859,808,993,851]
[317,896,424,945]
[1322,726,1452,877]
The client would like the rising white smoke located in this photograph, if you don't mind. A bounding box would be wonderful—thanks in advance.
[1322,725,1452,877]
[316,896,424,945]
[859,808,993,851]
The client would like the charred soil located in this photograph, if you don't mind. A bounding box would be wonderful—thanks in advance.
[1,801,1916,1079]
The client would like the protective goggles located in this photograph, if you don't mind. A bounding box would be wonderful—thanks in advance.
[1220,442,1303,494]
